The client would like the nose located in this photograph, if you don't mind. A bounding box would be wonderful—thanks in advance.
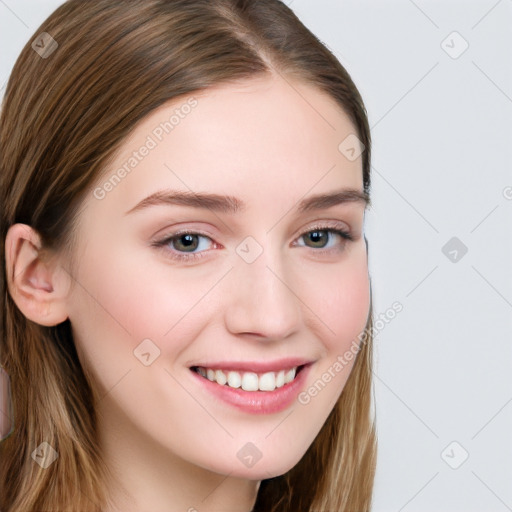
[223,242,302,342]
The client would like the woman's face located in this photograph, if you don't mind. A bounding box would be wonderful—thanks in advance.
[65,74,370,480]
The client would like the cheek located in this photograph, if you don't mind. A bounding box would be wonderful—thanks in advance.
[305,243,370,356]
[335,257,370,346]
[72,233,214,331]
[66,239,217,395]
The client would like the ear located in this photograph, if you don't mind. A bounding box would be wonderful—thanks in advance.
[5,223,71,326]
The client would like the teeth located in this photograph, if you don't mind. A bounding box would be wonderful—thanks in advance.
[285,367,296,383]
[260,371,279,391]
[227,371,241,389]
[215,369,227,386]
[194,366,299,391]
[241,372,258,391]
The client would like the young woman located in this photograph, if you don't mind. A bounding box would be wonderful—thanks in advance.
[0,1,376,510]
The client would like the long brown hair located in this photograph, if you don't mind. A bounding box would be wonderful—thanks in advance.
[0,1,376,510]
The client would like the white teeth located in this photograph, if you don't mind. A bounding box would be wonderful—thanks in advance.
[259,371,277,391]
[194,366,300,391]
[215,369,227,385]
[227,371,241,388]
[284,368,296,384]
[241,372,259,391]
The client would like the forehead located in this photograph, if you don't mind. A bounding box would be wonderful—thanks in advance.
[89,74,364,218]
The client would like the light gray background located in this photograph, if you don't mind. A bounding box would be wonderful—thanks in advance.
[1,1,511,511]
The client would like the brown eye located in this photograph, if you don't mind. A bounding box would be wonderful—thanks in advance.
[170,233,201,252]
[152,230,215,262]
[297,226,352,251]
[303,230,330,248]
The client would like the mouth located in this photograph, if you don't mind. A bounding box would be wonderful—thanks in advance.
[190,364,308,392]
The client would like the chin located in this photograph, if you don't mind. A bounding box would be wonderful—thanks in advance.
[241,456,301,480]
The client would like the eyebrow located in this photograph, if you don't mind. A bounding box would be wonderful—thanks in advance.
[124,187,370,216]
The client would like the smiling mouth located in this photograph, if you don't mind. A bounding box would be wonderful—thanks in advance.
[190,364,306,392]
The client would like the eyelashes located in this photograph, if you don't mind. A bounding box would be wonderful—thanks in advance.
[151,223,354,263]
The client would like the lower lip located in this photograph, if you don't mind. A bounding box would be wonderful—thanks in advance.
[189,364,312,414]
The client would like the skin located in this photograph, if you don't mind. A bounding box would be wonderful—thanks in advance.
[6,73,370,512]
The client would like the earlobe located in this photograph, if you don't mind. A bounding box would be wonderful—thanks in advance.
[5,223,70,327]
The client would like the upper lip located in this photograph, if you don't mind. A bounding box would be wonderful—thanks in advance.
[189,357,314,373]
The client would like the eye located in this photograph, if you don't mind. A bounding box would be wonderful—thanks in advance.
[294,224,353,251]
[152,230,215,262]
[151,223,353,263]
